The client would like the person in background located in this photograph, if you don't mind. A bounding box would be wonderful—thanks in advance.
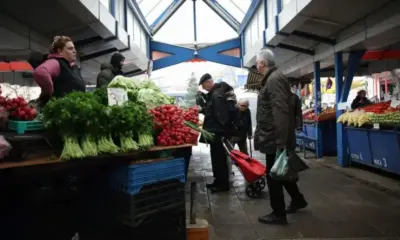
[33,36,86,104]
[200,73,232,193]
[254,48,307,225]
[292,92,303,131]
[351,90,372,109]
[234,99,252,155]
[96,53,125,88]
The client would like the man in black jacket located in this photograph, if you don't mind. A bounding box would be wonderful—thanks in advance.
[200,73,232,193]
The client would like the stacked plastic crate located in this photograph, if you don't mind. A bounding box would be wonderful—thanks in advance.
[109,158,186,238]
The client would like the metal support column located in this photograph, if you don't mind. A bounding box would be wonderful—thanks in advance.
[193,0,197,42]
[334,52,347,167]
[314,61,323,158]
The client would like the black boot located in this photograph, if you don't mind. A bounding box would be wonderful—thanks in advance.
[209,184,230,193]
[258,212,288,225]
[286,196,308,214]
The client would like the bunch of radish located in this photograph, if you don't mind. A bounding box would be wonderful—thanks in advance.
[183,106,199,125]
[149,104,198,146]
[2,97,37,121]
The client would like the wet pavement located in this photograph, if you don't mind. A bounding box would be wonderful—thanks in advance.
[186,145,400,240]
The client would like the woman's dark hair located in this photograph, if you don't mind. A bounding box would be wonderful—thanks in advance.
[50,35,72,54]
[357,90,367,96]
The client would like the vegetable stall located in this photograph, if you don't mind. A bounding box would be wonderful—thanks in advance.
[0,77,211,239]
[296,107,337,156]
[337,101,400,175]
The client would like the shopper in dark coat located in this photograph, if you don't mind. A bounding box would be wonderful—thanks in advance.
[292,92,303,130]
[234,99,252,155]
[200,74,233,193]
[254,49,307,225]
[96,53,125,88]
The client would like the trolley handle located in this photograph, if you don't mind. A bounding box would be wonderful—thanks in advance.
[221,137,234,153]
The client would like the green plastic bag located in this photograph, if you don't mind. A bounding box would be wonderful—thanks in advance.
[270,149,298,181]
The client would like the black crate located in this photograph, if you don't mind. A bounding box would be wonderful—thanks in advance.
[109,179,185,228]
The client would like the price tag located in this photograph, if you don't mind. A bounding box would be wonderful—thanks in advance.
[373,123,380,129]
[390,99,400,108]
[338,102,347,110]
[107,88,128,106]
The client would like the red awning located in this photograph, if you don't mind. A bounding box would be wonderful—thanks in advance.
[187,58,206,63]
[10,61,33,72]
[0,62,11,72]
[362,50,400,60]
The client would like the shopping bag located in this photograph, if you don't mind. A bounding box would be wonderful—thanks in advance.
[270,149,298,181]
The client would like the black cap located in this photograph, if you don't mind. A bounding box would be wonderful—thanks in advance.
[199,73,212,85]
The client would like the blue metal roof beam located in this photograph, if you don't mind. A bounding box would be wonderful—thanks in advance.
[151,0,186,35]
[238,0,262,34]
[202,0,240,32]
[128,0,152,36]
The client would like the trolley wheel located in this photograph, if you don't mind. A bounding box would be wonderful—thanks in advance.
[256,178,266,190]
[246,184,263,198]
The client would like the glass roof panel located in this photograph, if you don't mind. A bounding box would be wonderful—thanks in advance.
[216,0,252,22]
[153,0,238,44]
[137,0,174,26]
[137,0,252,26]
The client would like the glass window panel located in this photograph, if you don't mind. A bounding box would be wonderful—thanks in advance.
[100,0,110,10]
[134,17,141,47]
[258,2,264,37]
[115,0,125,29]
[267,0,274,28]
[127,8,134,47]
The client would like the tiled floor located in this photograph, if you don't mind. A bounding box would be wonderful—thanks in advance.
[186,145,400,240]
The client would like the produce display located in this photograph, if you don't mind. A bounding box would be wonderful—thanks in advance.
[37,76,212,161]
[183,106,200,125]
[302,108,336,121]
[337,101,400,127]
[150,105,197,146]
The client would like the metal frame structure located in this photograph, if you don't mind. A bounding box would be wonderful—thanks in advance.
[98,0,399,168]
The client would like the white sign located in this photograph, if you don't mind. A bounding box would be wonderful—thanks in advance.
[338,102,347,110]
[373,123,380,129]
[107,88,128,106]
[390,99,400,108]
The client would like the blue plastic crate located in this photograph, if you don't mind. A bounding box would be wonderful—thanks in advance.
[110,158,186,195]
[8,120,44,134]
[369,129,400,175]
[346,127,373,166]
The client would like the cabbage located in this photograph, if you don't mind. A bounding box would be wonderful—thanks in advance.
[108,75,139,90]
[138,80,161,92]
[137,88,171,109]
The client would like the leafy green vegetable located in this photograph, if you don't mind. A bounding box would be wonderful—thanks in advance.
[108,76,139,90]
[137,88,172,109]
[138,79,161,92]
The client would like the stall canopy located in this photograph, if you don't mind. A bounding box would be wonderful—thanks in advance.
[0,62,33,72]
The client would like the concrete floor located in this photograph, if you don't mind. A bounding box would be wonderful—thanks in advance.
[186,145,400,240]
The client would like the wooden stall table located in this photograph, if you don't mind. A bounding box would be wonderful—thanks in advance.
[0,143,194,240]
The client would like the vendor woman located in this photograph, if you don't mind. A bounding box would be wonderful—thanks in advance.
[351,90,372,109]
[33,36,86,103]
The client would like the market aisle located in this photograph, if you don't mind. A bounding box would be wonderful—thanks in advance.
[186,145,400,240]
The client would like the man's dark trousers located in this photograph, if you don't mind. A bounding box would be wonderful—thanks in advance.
[265,153,303,216]
[210,135,229,187]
